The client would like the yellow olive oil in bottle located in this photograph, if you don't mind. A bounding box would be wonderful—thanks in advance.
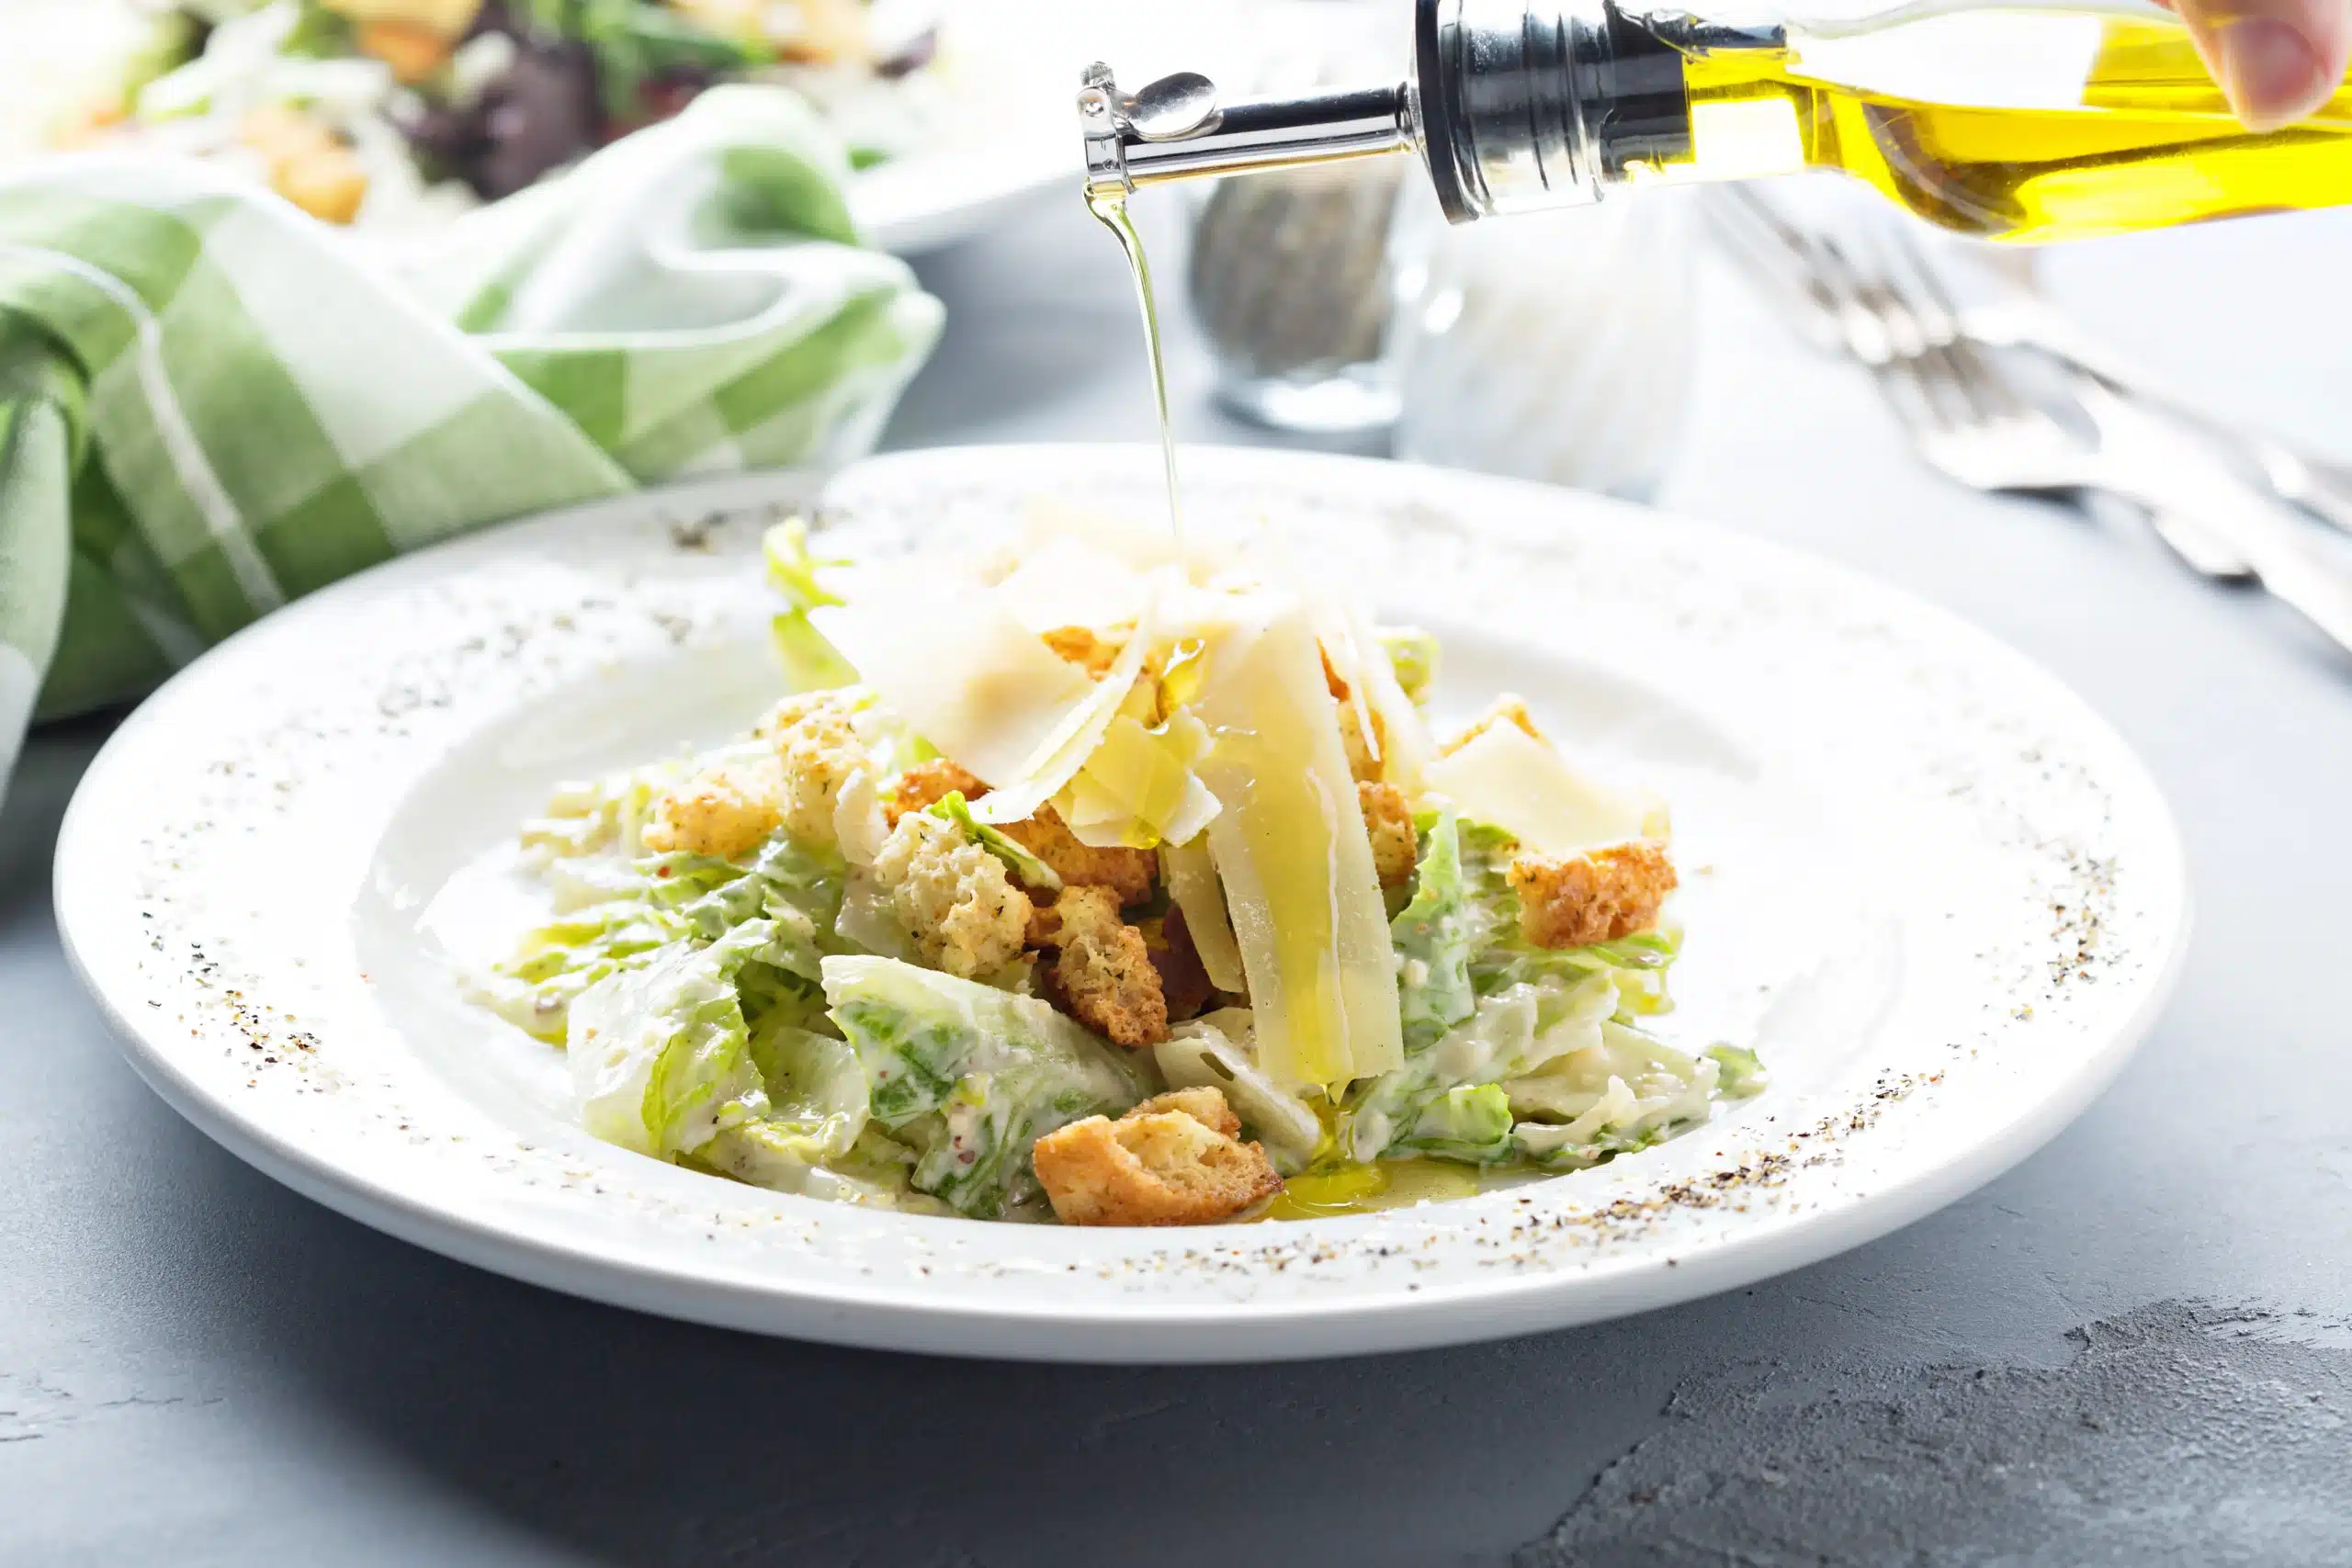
[1080,0,2352,248]
[1657,8,2352,241]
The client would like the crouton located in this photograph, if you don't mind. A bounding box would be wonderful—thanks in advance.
[1321,644,1388,783]
[239,106,368,224]
[1032,886,1168,1048]
[1359,781,1416,889]
[871,811,1034,979]
[1507,839,1677,949]
[1001,808,1158,907]
[885,758,989,826]
[1145,908,1216,1023]
[760,689,869,848]
[885,761,1157,905]
[1442,694,1544,757]
[1041,625,1124,679]
[640,755,786,860]
[1032,1087,1281,1225]
[1132,1086,1241,1137]
[354,19,452,82]
[1337,700,1387,783]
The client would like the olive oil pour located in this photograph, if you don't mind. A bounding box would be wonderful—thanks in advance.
[1087,191,1183,536]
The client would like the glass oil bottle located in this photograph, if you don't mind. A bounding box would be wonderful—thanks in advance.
[1080,0,2352,244]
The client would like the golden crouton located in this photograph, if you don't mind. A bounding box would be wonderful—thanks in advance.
[1321,644,1388,782]
[872,811,1035,979]
[761,689,869,848]
[1032,1087,1281,1226]
[1001,808,1158,907]
[355,19,452,82]
[1359,781,1417,888]
[885,759,988,826]
[1132,1086,1241,1136]
[239,106,368,224]
[1041,625,1125,679]
[1508,839,1677,949]
[640,755,785,860]
[1442,694,1544,757]
[1033,886,1167,1048]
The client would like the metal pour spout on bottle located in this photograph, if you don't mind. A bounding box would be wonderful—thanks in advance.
[1080,0,2352,244]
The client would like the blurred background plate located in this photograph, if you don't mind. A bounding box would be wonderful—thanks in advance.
[0,0,1249,257]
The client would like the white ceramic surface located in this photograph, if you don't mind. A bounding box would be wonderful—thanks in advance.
[54,445,2189,1363]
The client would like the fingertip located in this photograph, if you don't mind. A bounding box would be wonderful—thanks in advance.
[2219,16,2334,129]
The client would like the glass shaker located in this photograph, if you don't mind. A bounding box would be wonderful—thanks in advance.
[1181,1,1409,435]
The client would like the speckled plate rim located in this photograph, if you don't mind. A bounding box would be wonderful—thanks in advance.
[54,446,2191,1362]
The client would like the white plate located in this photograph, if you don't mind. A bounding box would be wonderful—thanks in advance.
[54,445,2189,1362]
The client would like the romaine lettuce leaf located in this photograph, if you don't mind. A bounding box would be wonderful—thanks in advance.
[476,897,688,1043]
[568,922,777,1159]
[1390,807,1483,1053]
[1401,1082,1515,1162]
[763,519,858,692]
[820,954,1145,1218]
[1342,970,1618,1163]
[1505,1021,1728,1169]
[645,831,847,980]
[741,1016,869,1160]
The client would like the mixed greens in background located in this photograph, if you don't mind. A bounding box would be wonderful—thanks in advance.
[42,0,945,227]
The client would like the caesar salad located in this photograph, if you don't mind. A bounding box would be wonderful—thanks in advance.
[470,508,1762,1225]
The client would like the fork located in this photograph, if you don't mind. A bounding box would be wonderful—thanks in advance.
[1709,188,2352,655]
[1706,186,2352,543]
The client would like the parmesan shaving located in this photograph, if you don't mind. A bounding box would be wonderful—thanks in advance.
[1191,598,1404,1088]
[810,570,1094,789]
[1421,722,1664,856]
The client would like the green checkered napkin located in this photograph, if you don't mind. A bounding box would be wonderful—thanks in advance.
[0,85,942,786]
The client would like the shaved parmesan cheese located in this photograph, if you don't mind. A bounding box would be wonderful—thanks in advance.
[1160,837,1247,994]
[810,574,1093,790]
[1057,711,1220,850]
[993,535,1153,635]
[1340,595,1430,792]
[967,590,1159,828]
[1421,723,1665,856]
[1192,600,1404,1089]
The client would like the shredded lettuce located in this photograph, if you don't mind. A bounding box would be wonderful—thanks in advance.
[1390,807,1483,1053]
[477,897,688,1043]
[763,519,857,691]
[1377,626,1440,706]
[820,954,1145,1218]
[742,1018,869,1161]
[1706,1043,1769,1097]
[1402,1082,1515,1162]
[1343,970,1619,1163]
[1504,1021,1725,1168]
[568,922,776,1160]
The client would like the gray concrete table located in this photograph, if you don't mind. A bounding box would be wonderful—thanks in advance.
[6,193,2350,1568]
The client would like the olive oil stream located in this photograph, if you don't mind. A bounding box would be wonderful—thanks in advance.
[1088,192,1183,535]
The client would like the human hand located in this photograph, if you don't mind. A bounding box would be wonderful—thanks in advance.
[2165,0,2351,130]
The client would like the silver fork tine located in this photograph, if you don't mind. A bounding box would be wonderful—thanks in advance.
[1870,221,2037,426]
[1702,186,1844,350]
[1802,226,1962,445]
